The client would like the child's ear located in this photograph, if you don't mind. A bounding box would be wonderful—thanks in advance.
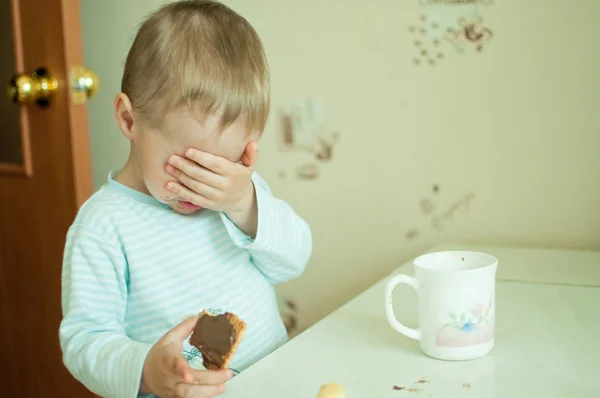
[114,93,136,139]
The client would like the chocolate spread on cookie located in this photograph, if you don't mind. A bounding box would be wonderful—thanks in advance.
[190,314,234,368]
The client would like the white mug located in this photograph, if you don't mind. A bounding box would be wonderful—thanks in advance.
[385,251,498,360]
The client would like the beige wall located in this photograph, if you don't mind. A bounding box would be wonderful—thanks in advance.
[81,0,600,332]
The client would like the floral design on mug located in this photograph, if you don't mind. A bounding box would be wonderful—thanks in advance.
[436,293,494,347]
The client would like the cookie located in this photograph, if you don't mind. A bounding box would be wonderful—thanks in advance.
[189,310,246,370]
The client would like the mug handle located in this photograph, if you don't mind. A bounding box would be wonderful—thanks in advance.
[385,274,422,341]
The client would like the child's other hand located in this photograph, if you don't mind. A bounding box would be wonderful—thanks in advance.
[166,142,259,235]
[141,316,232,398]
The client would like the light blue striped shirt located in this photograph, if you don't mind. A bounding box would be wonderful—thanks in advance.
[60,171,312,398]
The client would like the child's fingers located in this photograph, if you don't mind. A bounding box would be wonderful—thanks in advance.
[188,368,233,385]
[167,156,224,188]
[163,316,199,344]
[171,170,220,200]
[174,359,232,387]
[166,182,211,208]
[184,149,231,176]
[173,356,196,383]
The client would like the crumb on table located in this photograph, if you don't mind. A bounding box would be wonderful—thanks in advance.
[316,383,346,398]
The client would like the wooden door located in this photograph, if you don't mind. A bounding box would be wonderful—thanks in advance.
[0,0,95,396]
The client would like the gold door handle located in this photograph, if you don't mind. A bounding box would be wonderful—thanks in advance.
[70,66,99,105]
[7,66,100,107]
[7,67,58,107]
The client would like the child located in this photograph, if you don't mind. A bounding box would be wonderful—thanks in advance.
[59,1,312,397]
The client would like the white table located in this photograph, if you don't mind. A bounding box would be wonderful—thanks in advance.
[223,245,600,398]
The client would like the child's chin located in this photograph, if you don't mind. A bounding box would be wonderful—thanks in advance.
[171,201,204,215]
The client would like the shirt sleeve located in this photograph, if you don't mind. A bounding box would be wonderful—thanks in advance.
[60,225,152,398]
[220,172,312,284]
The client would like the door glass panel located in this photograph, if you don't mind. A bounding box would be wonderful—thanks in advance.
[0,1,22,165]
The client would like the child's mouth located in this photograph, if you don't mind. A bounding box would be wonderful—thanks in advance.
[178,200,203,212]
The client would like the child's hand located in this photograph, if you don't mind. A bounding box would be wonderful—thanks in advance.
[141,316,232,398]
[166,142,259,236]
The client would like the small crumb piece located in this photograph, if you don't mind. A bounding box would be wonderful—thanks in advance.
[317,383,346,398]
[393,386,405,391]
[463,383,471,389]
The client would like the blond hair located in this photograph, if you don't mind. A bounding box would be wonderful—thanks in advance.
[121,0,270,134]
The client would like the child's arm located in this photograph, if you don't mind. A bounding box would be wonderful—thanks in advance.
[165,146,312,284]
[220,172,312,284]
[60,225,152,398]
[61,227,232,397]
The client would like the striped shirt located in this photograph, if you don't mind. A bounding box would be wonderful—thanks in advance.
[59,171,312,398]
